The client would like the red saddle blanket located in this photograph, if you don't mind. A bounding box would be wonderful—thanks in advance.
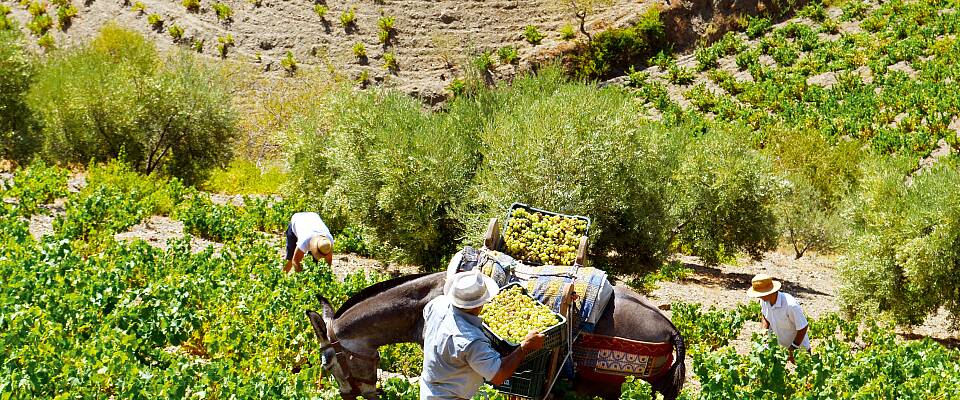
[573,333,674,384]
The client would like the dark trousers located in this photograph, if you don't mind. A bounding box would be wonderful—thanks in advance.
[284,223,297,260]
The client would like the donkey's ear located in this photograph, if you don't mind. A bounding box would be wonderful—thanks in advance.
[305,310,328,342]
[315,294,336,323]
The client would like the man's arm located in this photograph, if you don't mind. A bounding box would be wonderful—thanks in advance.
[761,314,770,330]
[792,325,808,348]
[289,249,306,272]
[490,332,545,385]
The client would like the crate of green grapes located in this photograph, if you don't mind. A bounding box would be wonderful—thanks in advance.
[479,283,568,357]
[494,203,590,266]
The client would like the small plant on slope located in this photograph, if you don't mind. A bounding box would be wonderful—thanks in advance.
[523,25,544,45]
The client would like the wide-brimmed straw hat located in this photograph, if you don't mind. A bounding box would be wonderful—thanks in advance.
[444,270,499,309]
[308,235,333,261]
[746,273,782,298]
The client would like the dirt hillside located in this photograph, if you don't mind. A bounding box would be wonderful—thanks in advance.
[4,0,660,100]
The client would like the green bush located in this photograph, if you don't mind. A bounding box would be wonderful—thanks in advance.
[352,42,366,59]
[27,25,237,184]
[671,301,758,354]
[745,15,771,38]
[1,159,68,216]
[694,46,719,71]
[383,51,398,72]
[56,4,77,29]
[288,88,483,265]
[523,25,544,45]
[839,156,960,326]
[567,8,666,79]
[146,13,163,29]
[167,23,184,41]
[497,45,518,65]
[202,158,285,195]
[182,0,199,11]
[0,29,38,162]
[281,50,297,73]
[670,129,779,264]
[377,15,395,44]
[211,2,231,22]
[339,7,356,28]
[313,4,327,18]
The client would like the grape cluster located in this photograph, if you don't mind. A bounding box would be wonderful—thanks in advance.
[502,208,587,265]
[480,286,560,344]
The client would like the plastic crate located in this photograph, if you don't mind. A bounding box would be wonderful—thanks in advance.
[497,202,591,266]
[492,350,553,399]
[481,283,568,358]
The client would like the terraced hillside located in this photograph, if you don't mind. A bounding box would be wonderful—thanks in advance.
[1,0,658,100]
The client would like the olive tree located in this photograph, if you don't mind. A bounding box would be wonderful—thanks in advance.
[27,25,236,184]
[0,29,38,162]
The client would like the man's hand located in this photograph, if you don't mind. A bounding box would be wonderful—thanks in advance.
[520,331,545,353]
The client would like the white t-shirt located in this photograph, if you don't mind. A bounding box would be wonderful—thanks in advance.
[760,292,811,350]
[290,212,334,253]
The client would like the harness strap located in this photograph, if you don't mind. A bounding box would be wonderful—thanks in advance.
[322,326,381,398]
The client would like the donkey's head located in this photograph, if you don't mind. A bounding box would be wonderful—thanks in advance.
[305,295,380,400]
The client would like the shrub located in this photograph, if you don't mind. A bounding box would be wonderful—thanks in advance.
[497,45,517,65]
[131,1,146,13]
[280,50,297,73]
[182,0,199,11]
[839,156,960,326]
[667,64,695,85]
[670,301,757,353]
[383,51,398,72]
[288,88,483,265]
[745,15,771,38]
[56,4,77,29]
[567,8,666,79]
[2,159,69,216]
[146,13,163,29]
[211,2,231,22]
[523,25,543,45]
[27,0,45,16]
[0,5,16,30]
[217,34,233,57]
[27,25,237,184]
[313,4,326,18]
[192,38,203,52]
[472,50,493,71]
[669,128,779,264]
[36,32,54,49]
[0,29,38,162]
[339,7,355,28]
[167,24,184,41]
[356,69,369,87]
[27,14,53,35]
[694,46,719,71]
[352,42,366,59]
[559,23,576,40]
[377,15,394,43]
[798,2,826,21]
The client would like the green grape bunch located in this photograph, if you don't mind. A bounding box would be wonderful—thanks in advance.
[480,286,561,344]
[502,208,587,265]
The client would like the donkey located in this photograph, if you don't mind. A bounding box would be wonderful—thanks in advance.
[305,272,685,400]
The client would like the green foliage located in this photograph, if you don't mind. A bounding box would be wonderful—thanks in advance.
[667,64,694,85]
[281,50,297,73]
[523,25,544,45]
[27,0,45,16]
[628,260,693,295]
[379,377,420,399]
[498,46,518,65]
[356,69,369,87]
[620,376,656,400]
[217,33,233,57]
[353,41,366,59]
[378,15,395,43]
[447,78,467,97]
[27,13,53,36]
[56,4,77,29]
[202,159,285,195]
[167,23,184,41]
[798,2,826,22]
[689,323,960,399]
[192,37,203,52]
[560,23,576,40]
[745,15,771,38]
[671,301,759,354]
[839,156,960,326]
[339,7,356,28]
[694,46,719,71]
[379,343,423,376]
[211,2,231,22]
[314,4,327,18]
[182,0,199,11]
[472,49,494,71]
[130,1,146,13]
[0,167,386,397]
[0,4,16,30]
[1,159,68,216]
[27,25,237,184]
[36,32,54,50]
[146,13,163,29]
[383,51,398,72]
[568,8,666,79]
[178,194,246,241]
[0,29,38,162]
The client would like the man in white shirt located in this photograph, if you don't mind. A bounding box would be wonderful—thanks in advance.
[284,212,334,273]
[747,273,810,362]
[420,270,545,400]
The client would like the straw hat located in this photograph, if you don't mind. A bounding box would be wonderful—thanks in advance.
[746,273,782,298]
[308,235,333,261]
[444,270,499,309]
